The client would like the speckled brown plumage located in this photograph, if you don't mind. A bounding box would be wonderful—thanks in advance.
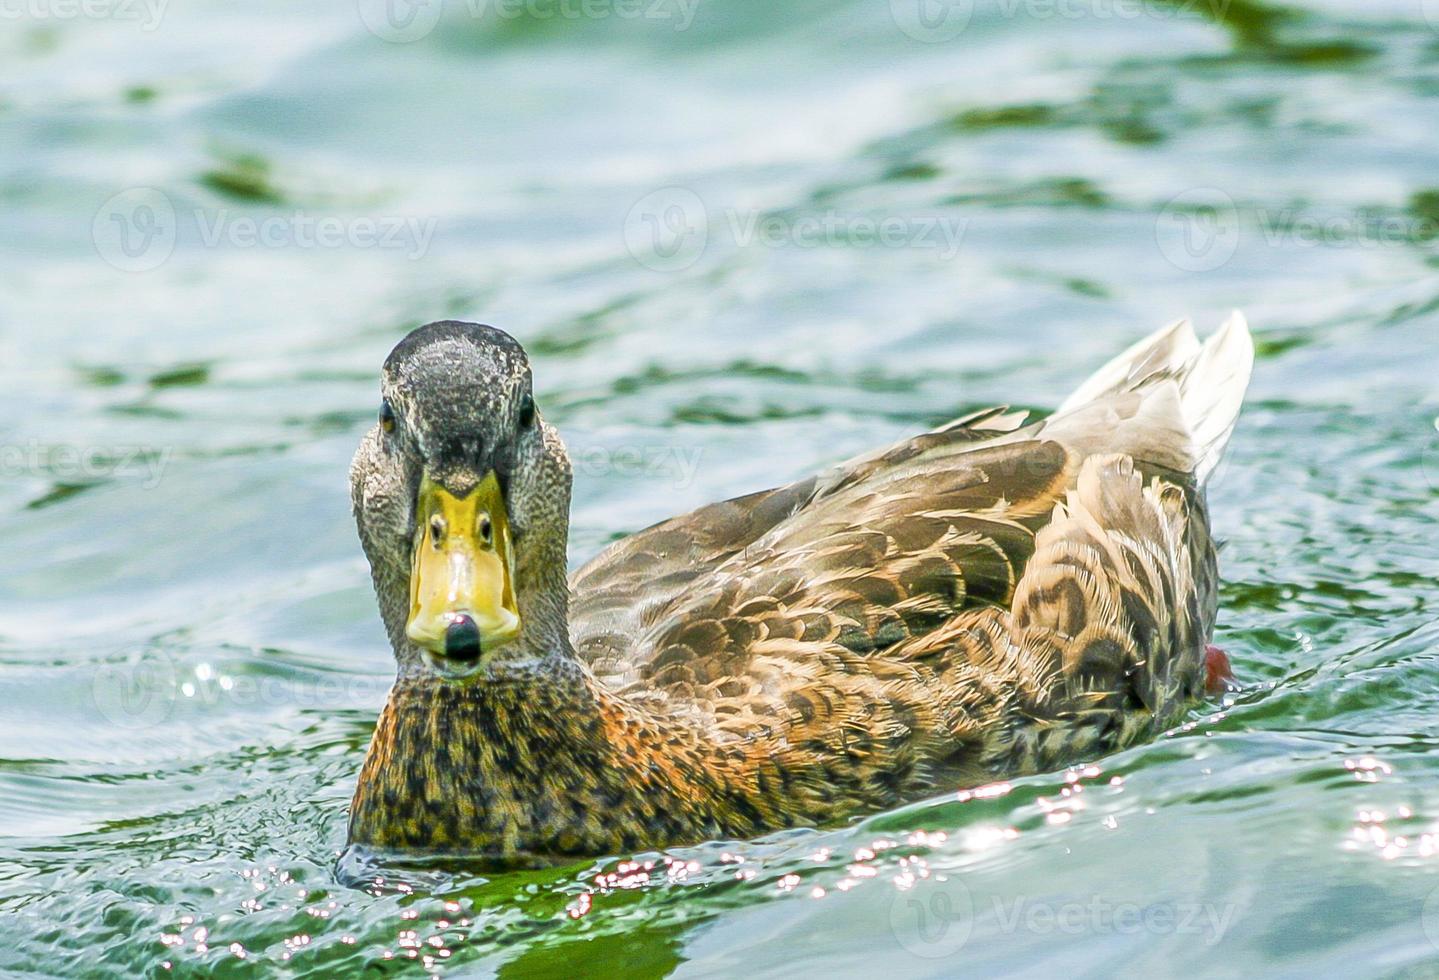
[348,316,1254,861]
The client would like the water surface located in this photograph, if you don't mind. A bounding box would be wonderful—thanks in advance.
[3,0,1439,976]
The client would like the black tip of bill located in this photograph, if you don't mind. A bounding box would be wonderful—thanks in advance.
[444,615,483,662]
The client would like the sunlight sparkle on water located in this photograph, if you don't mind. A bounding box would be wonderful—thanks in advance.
[957,781,1012,803]
[1344,804,1435,862]
[1346,756,1394,783]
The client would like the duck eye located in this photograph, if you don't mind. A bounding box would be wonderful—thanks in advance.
[518,393,536,429]
[379,400,396,434]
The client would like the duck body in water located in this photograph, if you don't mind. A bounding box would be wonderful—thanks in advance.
[347,315,1253,861]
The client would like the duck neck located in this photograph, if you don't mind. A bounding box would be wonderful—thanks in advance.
[348,652,754,860]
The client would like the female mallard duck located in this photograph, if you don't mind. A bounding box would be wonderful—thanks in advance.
[348,314,1253,861]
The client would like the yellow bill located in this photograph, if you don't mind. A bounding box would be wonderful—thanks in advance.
[406,471,520,660]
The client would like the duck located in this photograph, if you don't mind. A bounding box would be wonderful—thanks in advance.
[347,313,1253,861]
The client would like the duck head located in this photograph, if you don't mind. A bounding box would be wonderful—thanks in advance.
[350,321,573,679]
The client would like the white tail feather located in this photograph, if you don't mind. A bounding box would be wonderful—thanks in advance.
[1180,311,1254,482]
[1056,318,1199,415]
[1054,312,1254,483]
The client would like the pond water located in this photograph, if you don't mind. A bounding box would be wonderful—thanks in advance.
[3,0,1439,975]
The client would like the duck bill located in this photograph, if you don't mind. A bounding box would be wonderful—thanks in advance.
[406,471,520,660]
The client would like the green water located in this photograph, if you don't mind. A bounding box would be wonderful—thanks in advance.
[3,0,1439,975]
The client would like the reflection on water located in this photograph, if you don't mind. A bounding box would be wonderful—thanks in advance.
[3,0,1439,975]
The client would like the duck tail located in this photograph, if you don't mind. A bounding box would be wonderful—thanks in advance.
[1056,317,1201,416]
[1053,312,1254,484]
[1178,311,1255,484]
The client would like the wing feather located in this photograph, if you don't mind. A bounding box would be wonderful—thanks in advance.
[565,319,1245,804]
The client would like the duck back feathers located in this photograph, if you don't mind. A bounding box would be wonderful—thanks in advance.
[566,316,1253,806]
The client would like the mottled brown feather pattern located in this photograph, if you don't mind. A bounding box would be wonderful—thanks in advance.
[353,416,1218,859]
[350,318,1251,860]
[560,415,1219,839]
